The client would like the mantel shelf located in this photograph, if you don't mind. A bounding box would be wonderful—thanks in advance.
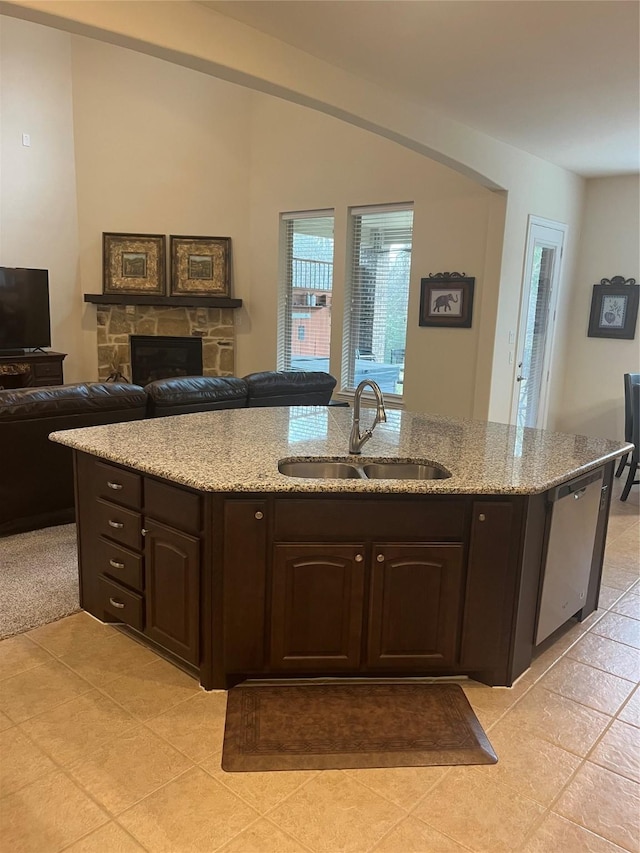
[84,293,242,309]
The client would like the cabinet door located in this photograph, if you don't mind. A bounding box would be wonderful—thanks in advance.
[144,519,200,665]
[270,544,365,671]
[367,544,463,668]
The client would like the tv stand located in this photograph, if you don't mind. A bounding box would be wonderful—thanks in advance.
[0,351,66,390]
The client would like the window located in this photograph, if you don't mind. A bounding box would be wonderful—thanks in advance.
[342,204,413,396]
[278,211,334,372]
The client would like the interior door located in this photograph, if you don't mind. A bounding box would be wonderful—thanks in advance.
[511,217,566,429]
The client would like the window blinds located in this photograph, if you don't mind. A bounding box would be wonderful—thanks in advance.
[342,204,413,395]
[277,211,335,372]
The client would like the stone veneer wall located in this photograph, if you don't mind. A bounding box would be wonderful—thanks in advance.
[96,304,235,382]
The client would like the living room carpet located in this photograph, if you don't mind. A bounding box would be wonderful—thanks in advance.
[222,681,497,772]
[0,523,80,639]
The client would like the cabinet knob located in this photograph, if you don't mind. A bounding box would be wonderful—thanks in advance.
[376,554,385,562]
[355,554,364,562]
[254,511,264,520]
[478,513,486,522]
[108,520,124,529]
[109,597,125,609]
[141,528,148,536]
[107,481,123,491]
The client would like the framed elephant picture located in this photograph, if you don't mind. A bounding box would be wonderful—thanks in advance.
[419,273,475,328]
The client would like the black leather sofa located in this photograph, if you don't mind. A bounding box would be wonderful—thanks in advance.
[0,370,337,536]
[144,371,337,416]
[0,383,147,537]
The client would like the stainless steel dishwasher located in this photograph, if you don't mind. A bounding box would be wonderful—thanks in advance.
[535,468,604,645]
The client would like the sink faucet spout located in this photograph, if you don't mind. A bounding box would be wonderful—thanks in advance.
[349,379,387,454]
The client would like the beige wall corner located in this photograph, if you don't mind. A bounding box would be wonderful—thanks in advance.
[554,175,640,440]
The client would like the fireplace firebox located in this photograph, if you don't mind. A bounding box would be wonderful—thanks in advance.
[130,335,203,386]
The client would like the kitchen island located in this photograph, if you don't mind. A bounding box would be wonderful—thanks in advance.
[52,406,631,690]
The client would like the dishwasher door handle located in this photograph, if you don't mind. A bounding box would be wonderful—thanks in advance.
[573,488,586,500]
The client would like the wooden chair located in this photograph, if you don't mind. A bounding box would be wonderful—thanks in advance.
[621,381,640,501]
[615,373,640,478]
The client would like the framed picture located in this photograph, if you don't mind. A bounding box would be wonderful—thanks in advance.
[588,277,639,340]
[103,233,166,295]
[419,273,475,328]
[170,235,231,297]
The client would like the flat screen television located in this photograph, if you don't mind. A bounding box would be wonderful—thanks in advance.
[0,268,51,352]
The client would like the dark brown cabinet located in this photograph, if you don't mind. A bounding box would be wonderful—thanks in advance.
[269,541,464,674]
[144,519,200,665]
[367,544,463,668]
[270,544,366,670]
[0,350,66,388]
[74,450,612,690]
[75,453,202,670]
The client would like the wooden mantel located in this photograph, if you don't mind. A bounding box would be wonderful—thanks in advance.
[84,293,243,309]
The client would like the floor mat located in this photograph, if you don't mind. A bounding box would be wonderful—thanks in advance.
[222,681,497,772]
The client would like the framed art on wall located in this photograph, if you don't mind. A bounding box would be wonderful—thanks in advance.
[103,233,166,295]
[170,235,231,297]
[419,273,475,328]
[587,277,639,340]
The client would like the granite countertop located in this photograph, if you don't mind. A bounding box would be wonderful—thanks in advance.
[50,406,631,496]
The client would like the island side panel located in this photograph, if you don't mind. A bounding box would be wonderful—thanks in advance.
[582,461,614,618]
[459,498,528,686]
[222,498,268,678]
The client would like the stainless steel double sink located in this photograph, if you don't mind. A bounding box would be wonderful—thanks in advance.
[278,458,451,481]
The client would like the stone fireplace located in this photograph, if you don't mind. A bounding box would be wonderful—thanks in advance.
[95,303,235,383]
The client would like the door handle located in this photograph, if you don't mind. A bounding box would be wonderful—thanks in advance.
[108,520,124,529]
[516,375,527,382]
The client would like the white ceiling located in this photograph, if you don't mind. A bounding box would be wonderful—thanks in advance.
[203,0,640,177]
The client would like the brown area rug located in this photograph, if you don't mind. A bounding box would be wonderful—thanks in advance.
[222,682,497,772]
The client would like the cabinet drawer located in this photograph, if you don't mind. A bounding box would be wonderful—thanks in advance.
[94,461,142,510]
[95,499,142,550]
[98,576,144,630]
[97,537,143,591]
[144,478,201,534]
[32,362,61,378]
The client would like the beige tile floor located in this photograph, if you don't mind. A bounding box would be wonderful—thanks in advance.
[0,480,638,853]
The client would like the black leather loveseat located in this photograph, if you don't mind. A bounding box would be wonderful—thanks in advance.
[0,370,337,535]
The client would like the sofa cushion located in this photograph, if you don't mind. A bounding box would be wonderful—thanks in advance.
[0,382,147,421]
[243,370,337,407]
[145,375,248,417]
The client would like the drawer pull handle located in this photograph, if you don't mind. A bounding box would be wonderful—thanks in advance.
[109,559,125,569]
[108,520,124,529]
[107,481,123,491]
[109,597,125,609]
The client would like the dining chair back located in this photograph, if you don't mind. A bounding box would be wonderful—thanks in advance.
[620,380,640,501]
[615,373,640,478]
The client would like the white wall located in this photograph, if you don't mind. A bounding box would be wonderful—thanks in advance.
[555,175,640,440]
[0,17,81,380]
